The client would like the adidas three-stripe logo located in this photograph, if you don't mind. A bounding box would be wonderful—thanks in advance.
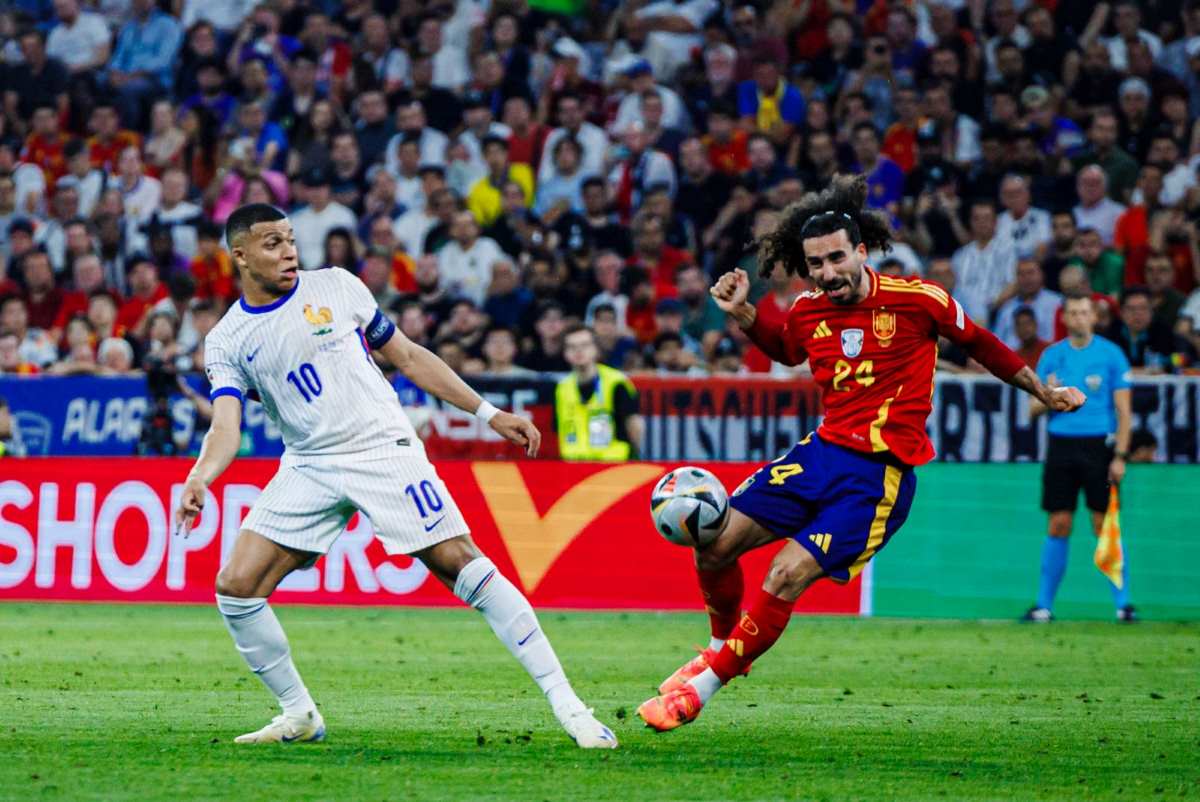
[812,320,832,338]
[808,533,832,553]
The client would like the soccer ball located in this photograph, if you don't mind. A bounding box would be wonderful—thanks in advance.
[650,467,729,548]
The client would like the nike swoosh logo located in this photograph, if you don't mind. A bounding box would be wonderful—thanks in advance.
[246,346,262,362]
[517,629,538,646]
[423,515,446,532]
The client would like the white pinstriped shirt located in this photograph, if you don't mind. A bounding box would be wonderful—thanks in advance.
[205,267,416,460]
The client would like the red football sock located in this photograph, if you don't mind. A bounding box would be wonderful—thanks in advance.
[697,561,744,640]
[709,589,795,683]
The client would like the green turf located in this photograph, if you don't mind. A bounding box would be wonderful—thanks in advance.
[0,604,1196,802]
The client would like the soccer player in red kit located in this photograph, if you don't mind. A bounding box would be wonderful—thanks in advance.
[638,175,1087,731]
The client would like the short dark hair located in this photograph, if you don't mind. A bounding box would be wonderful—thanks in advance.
[553,136,582,159]
[484,324,516,341]
[654,331,683,349]
[482,134,509,152]
[1121,285,1151,305]
[1062,291,1093,309]
[852,121,879,139]
[225,203,287,248]
[561,322,595,344]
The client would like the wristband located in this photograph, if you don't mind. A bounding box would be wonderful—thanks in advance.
[1114,451,1128,460]
[474,400,501,423]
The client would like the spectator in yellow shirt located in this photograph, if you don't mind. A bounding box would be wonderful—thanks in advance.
[467,135,534,226]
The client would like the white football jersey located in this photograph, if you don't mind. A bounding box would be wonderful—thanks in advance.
[205,267,417,458]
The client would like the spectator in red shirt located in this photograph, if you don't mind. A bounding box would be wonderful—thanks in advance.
[50,253,108,343]
[881,86,920,173]
[20,251,65,330]
[1113,163,1164,285]
[301,11,353,103]
[22,105,69,186]
[627,211,692,300]
[87,102,142,174]
[540,37,605,126]
[743,266,803,372]
[703,103,750,176]
[1013,307,1050,367]
[189,222,236,302]
[503,96,549,170]
[116,255,168,337]
[1150,208,1199,295]
[731,4,789,83]
[363,213,418,294]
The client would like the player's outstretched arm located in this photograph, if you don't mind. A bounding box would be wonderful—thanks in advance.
[377,328,541,456]
[1007,365,1087,413]
[937,303,1087,414]
[176,395,243,535]
[710,268,804,366]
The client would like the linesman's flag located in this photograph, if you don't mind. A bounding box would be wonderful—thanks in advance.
[1094,486,1124,589]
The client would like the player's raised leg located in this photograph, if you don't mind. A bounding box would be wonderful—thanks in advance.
[214,530,325,744]
[639,541,818,731]
[414,534,618,749]
[657,508,781,694]
[641,438,917,732]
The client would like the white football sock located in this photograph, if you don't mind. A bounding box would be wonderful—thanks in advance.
[707,637,725,652]
[216,594,315,717]
[453,557,585,720]
[687,668,723,704]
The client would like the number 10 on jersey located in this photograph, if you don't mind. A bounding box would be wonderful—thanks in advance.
[286,363,323,403]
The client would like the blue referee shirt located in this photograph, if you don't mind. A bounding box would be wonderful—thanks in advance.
[1036,335,1132,437]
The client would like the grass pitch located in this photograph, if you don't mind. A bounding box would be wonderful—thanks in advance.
[0,604,1196,802]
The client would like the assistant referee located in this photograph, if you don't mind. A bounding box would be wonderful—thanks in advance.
[1025,293,1134,623]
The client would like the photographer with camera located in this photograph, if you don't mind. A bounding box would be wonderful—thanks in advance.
[136,310,186,456]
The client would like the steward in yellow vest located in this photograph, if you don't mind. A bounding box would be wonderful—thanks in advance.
[556,325,642,461]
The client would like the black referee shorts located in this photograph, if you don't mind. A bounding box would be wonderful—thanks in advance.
[1041,435,1113,514]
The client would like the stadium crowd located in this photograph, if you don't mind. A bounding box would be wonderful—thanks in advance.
[1,0,1200,381]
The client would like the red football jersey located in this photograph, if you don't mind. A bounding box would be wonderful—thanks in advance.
[22,134,69,185]
[748,268,1025,466]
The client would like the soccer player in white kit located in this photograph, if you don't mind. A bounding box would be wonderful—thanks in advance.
[176,204,617,748]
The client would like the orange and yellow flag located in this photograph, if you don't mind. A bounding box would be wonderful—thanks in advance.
[1094,486,1124,589]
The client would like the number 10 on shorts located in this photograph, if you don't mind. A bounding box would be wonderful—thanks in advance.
[405,480,444,518]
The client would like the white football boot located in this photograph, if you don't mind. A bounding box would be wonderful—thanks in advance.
[234,709,326,744]
[559,708,619,749]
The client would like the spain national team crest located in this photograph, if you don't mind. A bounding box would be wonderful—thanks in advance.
[841,328,864,358]
[873,309,897,348]
[303,303,333,335]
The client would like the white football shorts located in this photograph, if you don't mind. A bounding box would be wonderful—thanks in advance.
[242,447,470,556]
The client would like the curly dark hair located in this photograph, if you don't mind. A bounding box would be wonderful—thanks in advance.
[755,174,893,278]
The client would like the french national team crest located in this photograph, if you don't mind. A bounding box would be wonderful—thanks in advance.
[873,310,897,347]
[841,328,864,358]
[303,303,334,336]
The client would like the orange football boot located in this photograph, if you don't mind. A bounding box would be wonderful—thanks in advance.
[658,647,750,694]
[637,685,704,732]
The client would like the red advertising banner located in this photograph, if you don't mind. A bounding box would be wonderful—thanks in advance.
[0,459,862,614]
